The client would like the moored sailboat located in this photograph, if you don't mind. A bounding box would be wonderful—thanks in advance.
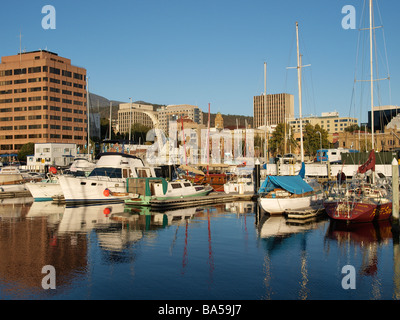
[323,0,393,223]
[258,22,324,215]
[324,150,392,222]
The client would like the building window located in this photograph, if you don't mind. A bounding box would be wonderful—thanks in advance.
[28,66,41,73]
[50,67,60,75]
[14,68,27,75]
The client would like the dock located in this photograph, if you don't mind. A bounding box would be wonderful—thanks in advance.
[0,191,32,199]
[149,192,257,209]
[284,205,325,220]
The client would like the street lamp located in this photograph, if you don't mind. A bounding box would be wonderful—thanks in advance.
[316,131,322,164]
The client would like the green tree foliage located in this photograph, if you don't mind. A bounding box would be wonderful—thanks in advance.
[269,123,298,156]
[130,123,151,144]
[17,142,35,161]
[303,123,330,156]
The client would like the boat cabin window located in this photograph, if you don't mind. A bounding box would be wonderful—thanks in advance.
[171,183,182,189]
[137,169,148,178]
[88,167,122,178]
[184,182,191,187]
[154,168,162,177]
[122,168,132,178]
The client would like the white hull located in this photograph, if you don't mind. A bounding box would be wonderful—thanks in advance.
[259,192,323,215]
[26,180,62,201]
[59,175,128,204]
[224,182,254,194]
[0,183,28,193]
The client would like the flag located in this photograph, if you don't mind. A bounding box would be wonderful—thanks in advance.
[357,149,375,173]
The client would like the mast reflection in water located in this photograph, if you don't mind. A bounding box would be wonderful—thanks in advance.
[0,197,399,300]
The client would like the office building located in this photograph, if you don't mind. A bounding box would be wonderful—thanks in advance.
[253,93,294,128]
[368,105,400,132]
[157,104,203,134]
[0,50,87,155]
[288,112,358,134]
[117,103,156,133]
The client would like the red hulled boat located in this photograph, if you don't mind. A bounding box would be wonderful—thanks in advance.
[323,150,393,223]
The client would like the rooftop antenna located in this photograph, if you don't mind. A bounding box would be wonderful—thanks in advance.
[18,30,23,62]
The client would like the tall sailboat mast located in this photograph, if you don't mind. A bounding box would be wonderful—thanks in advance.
[109,101,112,140]
[296,22,304,163]
[369,0,375,150]
[87,77,90,156]
[264,62,268,162]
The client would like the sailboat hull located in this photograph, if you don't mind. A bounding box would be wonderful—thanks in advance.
[259,193,322,215]
[324,201,392,223]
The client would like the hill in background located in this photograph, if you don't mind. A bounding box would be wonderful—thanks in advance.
[89,92,253,128]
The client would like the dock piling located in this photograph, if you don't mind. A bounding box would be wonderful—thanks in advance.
[392,158,399,221]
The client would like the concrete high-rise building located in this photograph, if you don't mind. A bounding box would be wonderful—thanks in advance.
[157,104,203,134]
[253,93,294,128]
[0,50,87,155]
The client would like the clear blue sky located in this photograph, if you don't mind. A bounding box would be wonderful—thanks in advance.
[1,0,399,123]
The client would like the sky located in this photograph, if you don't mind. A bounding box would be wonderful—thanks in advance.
[1,0,399,123]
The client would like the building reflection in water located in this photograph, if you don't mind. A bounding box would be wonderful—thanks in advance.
[0,198,206,298]
[0,198,87,298]
[2,197,400,300]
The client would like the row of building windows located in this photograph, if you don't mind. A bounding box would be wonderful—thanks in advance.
[0,96,85,105]
[0,67,85,80]
[0,115,87,122]
[0,134,84,140]
[0,87,85,96]
[0,77,85,89]
[0,106,85,113]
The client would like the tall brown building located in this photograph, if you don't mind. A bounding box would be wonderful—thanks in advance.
[253,93,294,128]
[0,50,87,155]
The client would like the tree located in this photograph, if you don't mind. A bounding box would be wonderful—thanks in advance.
[303,123,330,156]
[130,123,151,144]
[269,123,298,156]
[17,142,35,161]
[344,124,359,132]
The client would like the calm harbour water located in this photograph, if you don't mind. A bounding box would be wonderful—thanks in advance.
[0,197,399,300]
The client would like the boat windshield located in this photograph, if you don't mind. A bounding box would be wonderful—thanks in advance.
[88,167,122,178]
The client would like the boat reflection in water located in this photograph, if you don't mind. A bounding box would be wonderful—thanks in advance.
[2,198,400,300]
[326,219,400,300]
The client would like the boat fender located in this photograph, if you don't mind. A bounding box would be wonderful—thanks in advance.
[103,207,111,216]
[103,189,110,197]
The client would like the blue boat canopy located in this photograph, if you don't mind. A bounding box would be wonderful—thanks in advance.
[258,174,314,195]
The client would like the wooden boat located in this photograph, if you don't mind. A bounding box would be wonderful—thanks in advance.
[179,165,227,192]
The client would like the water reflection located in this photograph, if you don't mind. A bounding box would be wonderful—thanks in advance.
[1,198,400,299]
[255,210,329,300]
[325,220,395,300]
